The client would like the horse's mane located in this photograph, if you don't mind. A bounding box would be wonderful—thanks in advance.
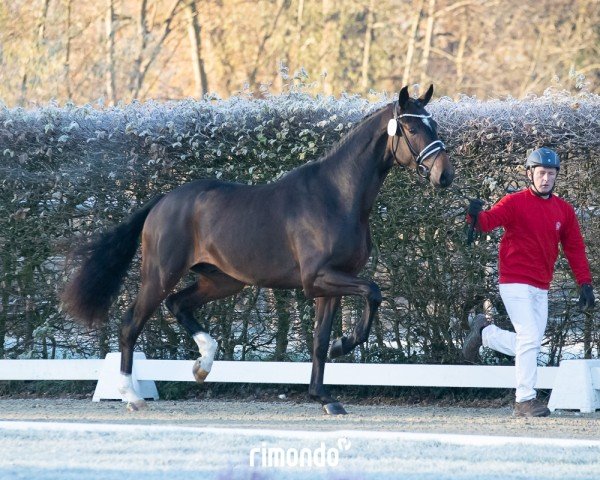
[318,103,389,163]
[277,102,390,182]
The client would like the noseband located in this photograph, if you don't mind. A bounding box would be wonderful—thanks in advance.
[387,102,445,179]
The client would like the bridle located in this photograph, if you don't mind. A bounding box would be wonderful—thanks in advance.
[387,102,446,179]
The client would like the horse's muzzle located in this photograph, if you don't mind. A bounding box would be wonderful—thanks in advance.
[430,152,454,189]
[437,167,455,188]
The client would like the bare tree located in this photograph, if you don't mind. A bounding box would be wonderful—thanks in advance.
[295,0,306,69]
[402,0,424,87]
[130,0,150,98]
[360,0,376,91]
[185,0,209,98]
[320,0,340,95]
[419,0,436,87]
[105,0,117,105]
[454,6,469,92]
[130,0,185,100]
[37,0,52,42]
[247,0,290,87]
[1,0,600,104]
[63,0,73,100]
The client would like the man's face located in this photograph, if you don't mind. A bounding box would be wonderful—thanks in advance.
[529,166,558,195]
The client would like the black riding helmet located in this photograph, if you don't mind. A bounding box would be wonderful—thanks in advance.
[526,147,560,196]
[525,147,560,171]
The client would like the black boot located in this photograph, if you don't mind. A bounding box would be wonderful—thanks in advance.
[462,314,490,363]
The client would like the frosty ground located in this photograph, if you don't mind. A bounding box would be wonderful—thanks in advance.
[1,399,599,479]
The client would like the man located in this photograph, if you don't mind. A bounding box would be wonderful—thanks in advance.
[463,147,595,417]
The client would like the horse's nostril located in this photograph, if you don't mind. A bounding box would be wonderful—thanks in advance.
[439,170,454,188]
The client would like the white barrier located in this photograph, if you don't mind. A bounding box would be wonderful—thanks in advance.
[547,359,600,413]
[0,353,598,412]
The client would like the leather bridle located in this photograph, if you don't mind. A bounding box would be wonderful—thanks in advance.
[387,102,445,179]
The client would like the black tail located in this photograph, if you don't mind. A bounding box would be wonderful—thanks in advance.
[61,194,165,327]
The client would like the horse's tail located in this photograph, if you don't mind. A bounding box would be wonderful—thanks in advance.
[61,194,165,328]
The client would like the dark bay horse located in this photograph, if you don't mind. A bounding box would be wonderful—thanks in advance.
[62,85,454,414]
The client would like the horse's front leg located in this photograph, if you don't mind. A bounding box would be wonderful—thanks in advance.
[306,269,382,359]
[328,279,381,357]
[309,296,345,414]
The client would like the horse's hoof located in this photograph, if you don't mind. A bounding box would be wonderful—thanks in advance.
[329,338,345,359]
[126,399,147,412]
[193,359,210,384]
[323,402,347,415]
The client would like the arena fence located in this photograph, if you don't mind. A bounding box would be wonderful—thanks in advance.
[1,355,598,412]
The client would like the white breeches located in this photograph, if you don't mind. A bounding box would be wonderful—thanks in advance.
[482,283,548,402]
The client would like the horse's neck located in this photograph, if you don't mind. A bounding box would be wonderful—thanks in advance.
[322,112,392,217]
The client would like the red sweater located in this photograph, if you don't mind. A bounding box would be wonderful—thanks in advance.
[471,188,592,290]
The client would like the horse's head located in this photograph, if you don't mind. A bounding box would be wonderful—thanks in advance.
[386,85,454,188]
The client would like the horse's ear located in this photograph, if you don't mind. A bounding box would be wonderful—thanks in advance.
[398,86,410,110]
[418,84,434,106]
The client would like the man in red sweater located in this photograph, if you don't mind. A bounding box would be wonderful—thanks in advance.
[463,147,595,417]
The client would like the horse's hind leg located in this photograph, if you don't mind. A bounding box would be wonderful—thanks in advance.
[165,282,218,384]
[119,270,180,411]
[165,268,245,383]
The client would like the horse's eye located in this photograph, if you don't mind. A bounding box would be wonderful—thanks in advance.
[408,129,417,135]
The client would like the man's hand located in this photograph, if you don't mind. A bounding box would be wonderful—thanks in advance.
[467,198,484,218]
[578,283,595,312]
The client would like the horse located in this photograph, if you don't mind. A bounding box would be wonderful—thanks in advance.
[61,85,454,415]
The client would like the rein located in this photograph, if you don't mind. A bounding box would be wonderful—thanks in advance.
[388,102,445,179]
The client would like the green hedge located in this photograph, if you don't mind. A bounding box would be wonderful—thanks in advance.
[1,89,598,364]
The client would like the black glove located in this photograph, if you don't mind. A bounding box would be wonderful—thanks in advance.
[467,198,484,218]
[578,283,595,312]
